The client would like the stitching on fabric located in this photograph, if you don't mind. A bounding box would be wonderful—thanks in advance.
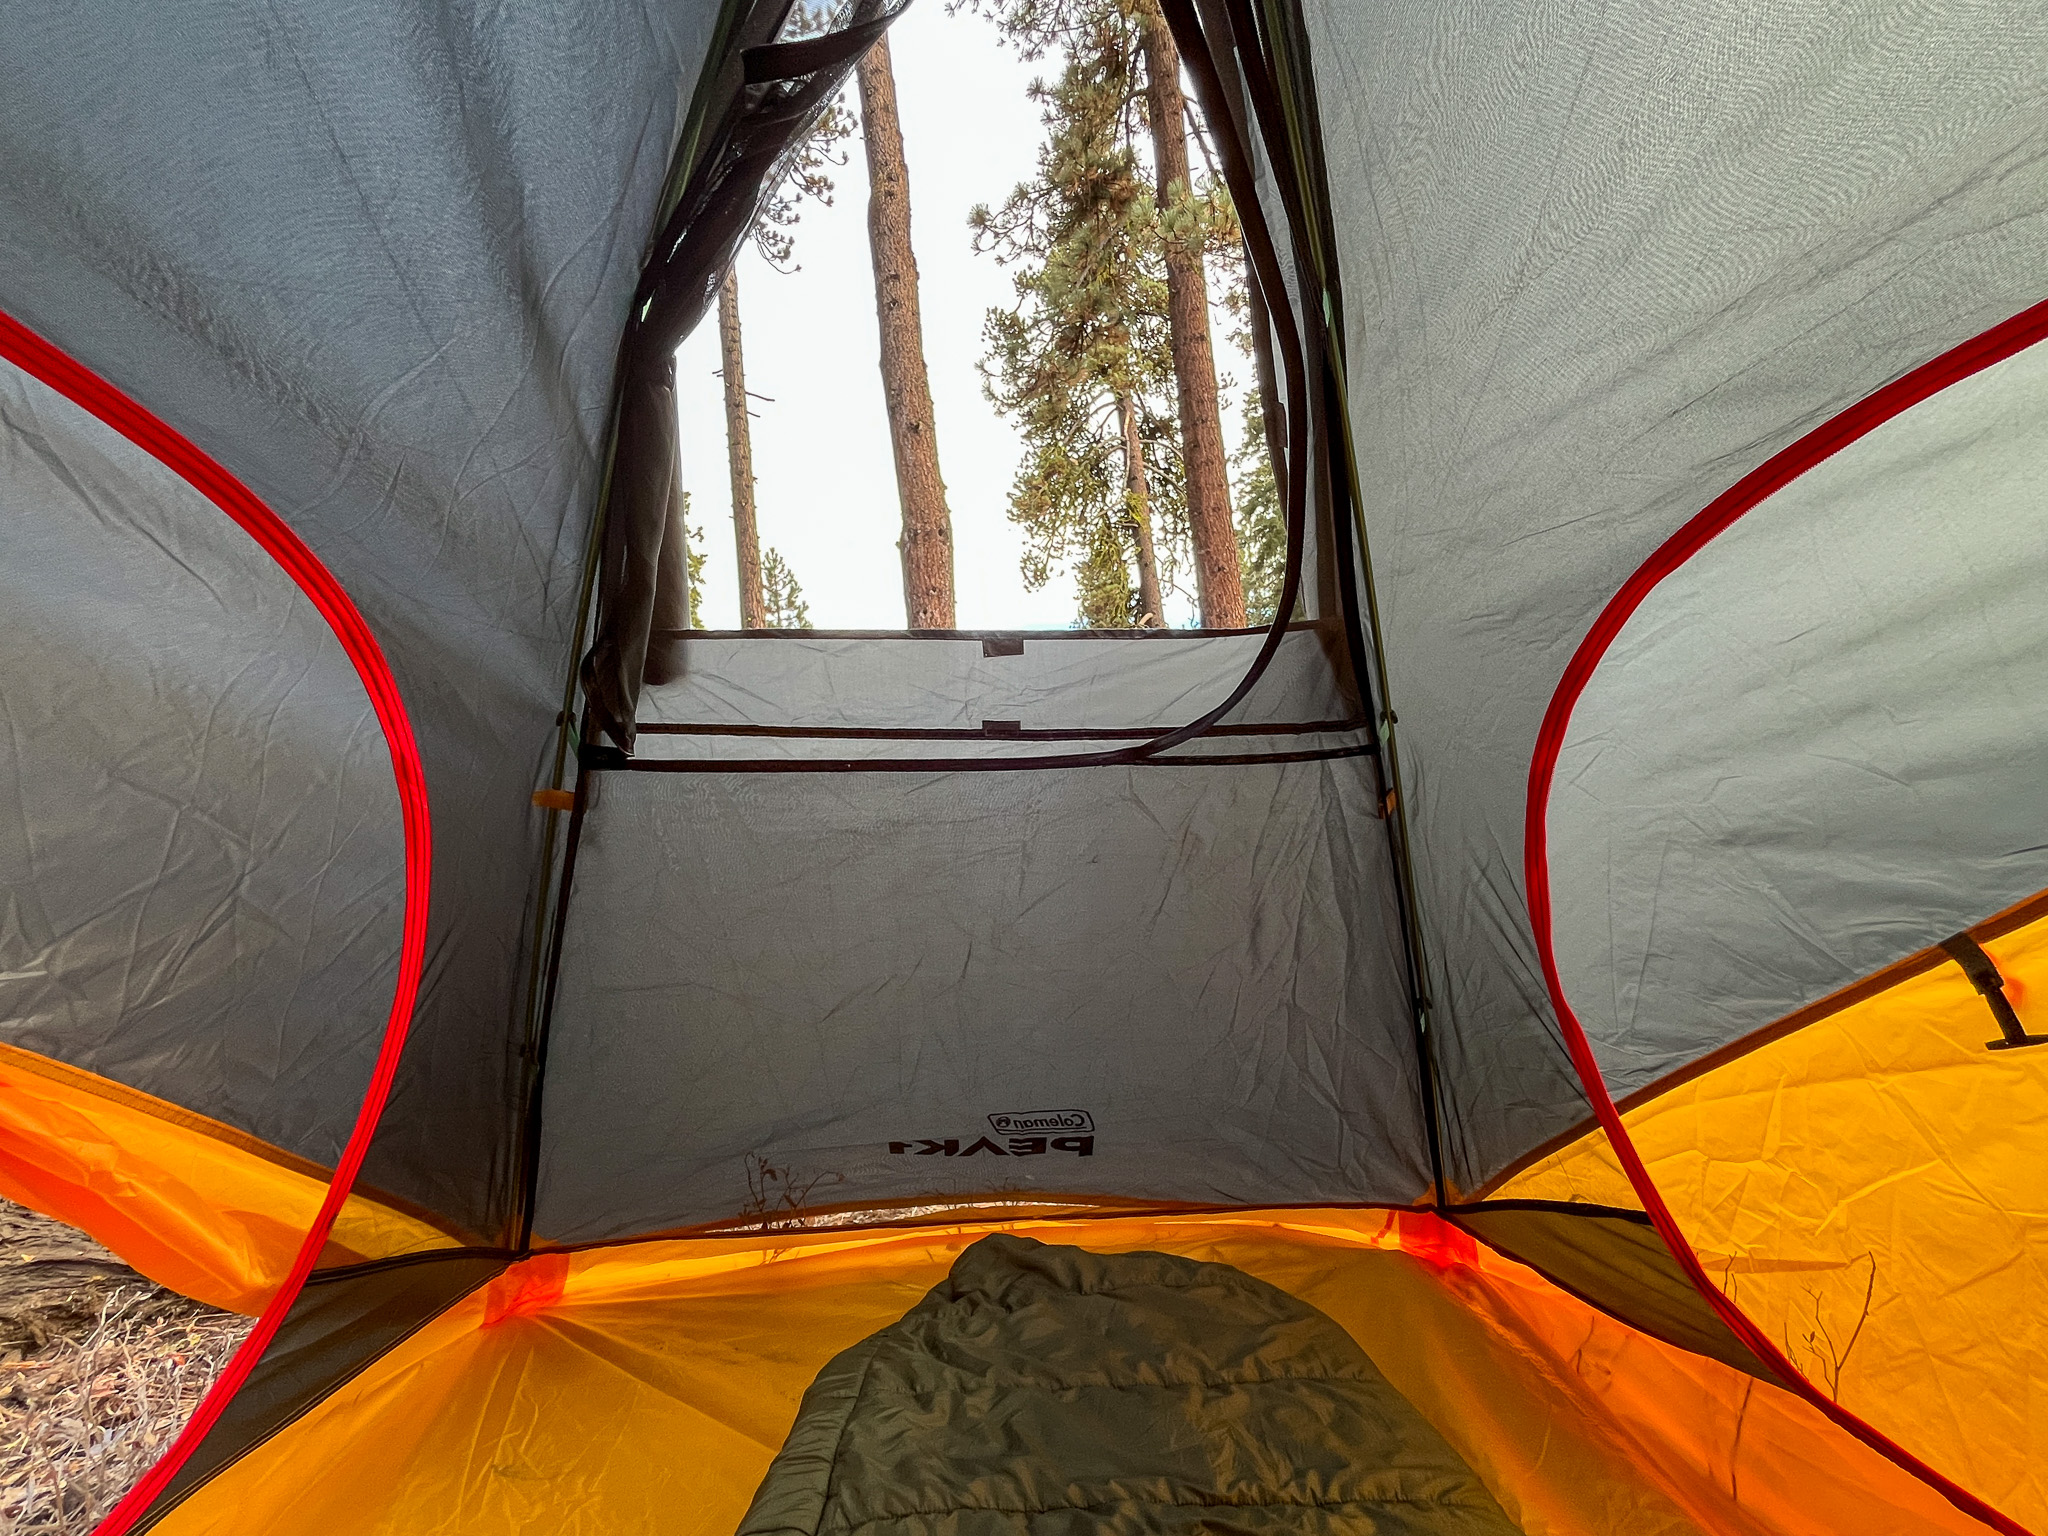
[836,1488,1502,1532]
[898,1364,1371,1394]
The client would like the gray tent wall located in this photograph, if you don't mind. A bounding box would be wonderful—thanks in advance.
[8,0,2040,1288]
[0,0,1442,1260]
[1297,0,2048,1193]
[534,627,1424,1239]
[0,0,725,1239]
[0,355,404,1163]
[1549,342,2048,1094]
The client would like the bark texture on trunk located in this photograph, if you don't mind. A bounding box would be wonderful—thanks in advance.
[857,34,956,628]
[1120,391,1166,627]
[718,268,768,630]
[1138,3,1244,629]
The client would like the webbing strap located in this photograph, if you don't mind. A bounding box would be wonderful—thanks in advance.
[1937,932,2048,1051]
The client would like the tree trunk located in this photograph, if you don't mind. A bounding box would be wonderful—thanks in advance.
[857,33,956,629]
[1119,391,1166,627]
[718,268,768,630]
[1138,3,1244,629]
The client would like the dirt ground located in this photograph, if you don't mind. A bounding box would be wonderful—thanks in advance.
[0,1199,250,1534]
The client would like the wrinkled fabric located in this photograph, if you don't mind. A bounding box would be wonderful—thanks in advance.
[739,1233,1523,1536]
[0,0,722,1236]
[0,1043,454,1315]
[145,1210,1986,1536]
[534,753,1425,1242]
[1550,339,2048,1092]
[1300,0,2048,1190]
[0,359,402,1176]
[1500,903,2048,1530]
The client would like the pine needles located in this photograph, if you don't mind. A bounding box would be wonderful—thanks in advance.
[0,1204,251,1534]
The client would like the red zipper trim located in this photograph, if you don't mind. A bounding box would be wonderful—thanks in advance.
[0,309,435,1536]
[1524,296,2048,1536]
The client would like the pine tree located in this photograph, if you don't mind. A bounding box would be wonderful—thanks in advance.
[967,0,1259,628]
[760,547,814,629]
[680,489,708,629]
[1232,393,1284,623]
[972,5,1182,627]
[718,269,769,629]
[1133,0,1243,626]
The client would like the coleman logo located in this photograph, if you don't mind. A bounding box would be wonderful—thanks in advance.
[988,1109,1093,1135]
[888,1135,1093,1157]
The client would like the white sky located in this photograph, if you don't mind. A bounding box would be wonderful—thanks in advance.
[677,2,1081,630]
[678,3,1254,630]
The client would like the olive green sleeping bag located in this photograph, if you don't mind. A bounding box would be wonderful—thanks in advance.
[737,1234,1523,1535]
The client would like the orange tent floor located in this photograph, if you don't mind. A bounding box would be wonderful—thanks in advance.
[151,1208,1982,1536]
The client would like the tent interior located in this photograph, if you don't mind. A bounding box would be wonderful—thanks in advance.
[0,0,2043,1532]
